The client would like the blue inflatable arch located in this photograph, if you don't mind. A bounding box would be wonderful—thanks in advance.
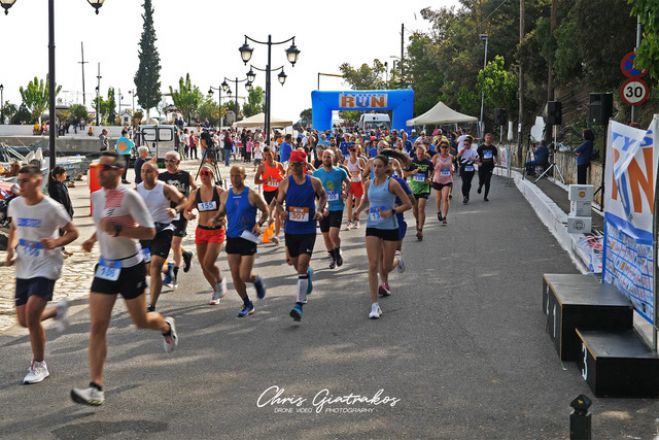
[311,89,414,131]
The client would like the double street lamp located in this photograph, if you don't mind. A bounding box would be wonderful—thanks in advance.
[239,34,299,144]
[1,0,105,170]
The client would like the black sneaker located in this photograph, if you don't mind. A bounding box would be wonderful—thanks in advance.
[463,197,468,204]
[477,186,482,194]
[484,197,489,202]
[437,212,443,222]
[335,250,344,267]
[183,251,193,273]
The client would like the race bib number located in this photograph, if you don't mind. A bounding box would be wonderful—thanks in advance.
[96,258,122,281]
[483,150,493,160]
[413,174,425,182]
[266,178,280,188]
[464,165,475,172]
[368,207,385,223]
[288,206,309,222]
[197,201,217,212]
[327,190,340,202]
[440,169,451,177]
[18,239,44,257]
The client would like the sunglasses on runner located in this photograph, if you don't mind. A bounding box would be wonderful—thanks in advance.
[101,164,122,171]
[200,171,213,176]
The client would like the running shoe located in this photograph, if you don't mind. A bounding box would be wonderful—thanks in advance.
[329,254,336,269]
[335,250,344,267]
[442,219,448,226]
[183,251,193,273]
[209,278,227,304]
[163,273,173,289]
[345,221,353,231]
[54,299,69,332]
[306,267,313,295]
[237,302,255,318]
[416,230,423,241]
[378,283,391,297]
[396,255,406,273]
[254,275,266,300]
[477,186,482,194]
[163,317,178,353]
[271,236,280,245]
[354,220,360,229]
[23,360,49,384]
[369,303,383,319]
[484,197,489,202]
[290,303,303,321]
[463,197,469,204]
[70,386,105,406]
[437,212,443,222]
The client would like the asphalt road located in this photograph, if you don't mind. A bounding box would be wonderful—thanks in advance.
[1,176,658,440]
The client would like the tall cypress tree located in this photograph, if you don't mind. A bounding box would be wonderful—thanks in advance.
[134,0,161,118]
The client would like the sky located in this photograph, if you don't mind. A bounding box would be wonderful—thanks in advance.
[0,0,461,123]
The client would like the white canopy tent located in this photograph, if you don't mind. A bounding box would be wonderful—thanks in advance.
[233,112,293,129]
[406,101,478,126]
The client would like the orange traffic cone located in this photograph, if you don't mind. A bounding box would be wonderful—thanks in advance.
[262,223,275,244]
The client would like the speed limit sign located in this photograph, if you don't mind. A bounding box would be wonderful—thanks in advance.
[619,77,650,106]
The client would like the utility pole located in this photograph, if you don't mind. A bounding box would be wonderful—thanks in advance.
[518,0,525,163]
[400,23,405,86]
[547,0,557,102]
[78,42,88,106]
[96,62,101,126]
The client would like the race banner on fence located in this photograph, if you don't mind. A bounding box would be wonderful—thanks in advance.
[603,116,659,323]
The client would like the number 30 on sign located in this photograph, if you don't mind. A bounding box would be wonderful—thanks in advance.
[619,77,650,107]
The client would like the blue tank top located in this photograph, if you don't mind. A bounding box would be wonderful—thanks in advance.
[284,175,317,235]
[367,177,398,230]
[226,186,256,238]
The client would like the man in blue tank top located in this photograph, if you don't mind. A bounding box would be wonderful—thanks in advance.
[312,149,349,269]
[213,166,270,318]
[276,150,327,322]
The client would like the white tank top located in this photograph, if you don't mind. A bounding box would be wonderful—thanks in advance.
[347,156,362,182]
[137,181,171,225]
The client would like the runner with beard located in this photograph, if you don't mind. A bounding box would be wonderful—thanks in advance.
[159,151,196,284]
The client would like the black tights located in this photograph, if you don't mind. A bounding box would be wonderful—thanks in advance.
[461,170,475,198]
[478,166,494,198]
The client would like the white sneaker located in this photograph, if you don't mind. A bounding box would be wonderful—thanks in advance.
[368,303,382,319]
[163,316,178,353]
[396,255,406,273]
[23,360,49,384]
[54,299,69,332]
[70,386,105,406]
[354,220,360,229]
[345,221,353,231]
[209,278,226,305]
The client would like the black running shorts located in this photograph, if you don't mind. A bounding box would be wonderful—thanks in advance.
[285,233,316,258]
[319,210,343,233]
[91,262,147,300]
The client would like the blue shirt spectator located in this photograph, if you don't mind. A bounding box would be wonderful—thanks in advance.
[280,140,292,163]
[575,140,593,166]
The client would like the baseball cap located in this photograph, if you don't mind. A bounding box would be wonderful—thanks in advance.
[289,150,307,163]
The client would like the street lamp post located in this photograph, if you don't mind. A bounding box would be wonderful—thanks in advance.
[239,34,299,145]
[478,33,489,138]
[1,0,105,170]
[128,89,135,113]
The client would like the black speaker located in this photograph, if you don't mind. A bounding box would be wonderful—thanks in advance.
[494,108,507,126]
[547,101,562,125]
[589,93,613,126]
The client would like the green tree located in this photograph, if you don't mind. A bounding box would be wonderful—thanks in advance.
[107,87,117,125]
[242,86,265,117]
[478,55,518,112]
[629,0,659,84]
[11,103,32,125]
[19,76,61,125]
[198,98,224,127]
[299,108,312,122]
[1,102,17,123]
[339,60,387,90]
[134,0,162,117]
[68,104,88,124]
[169,73,203,124]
